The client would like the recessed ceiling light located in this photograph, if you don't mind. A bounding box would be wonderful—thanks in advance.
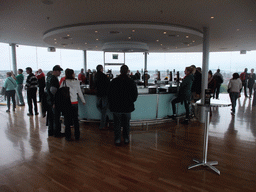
[95,31,98,33]
[156,40,159,42]
[67,34,70,36]
[160,44,163,46]
[54,38,57,41]
[132,30,135,32]
[96,39,99,41]
[192,40,195,43]
[237,29,240,31]
[186,35,189,38]
[128,37,131,39]
[211,16,214,19]
[163,32,167,34]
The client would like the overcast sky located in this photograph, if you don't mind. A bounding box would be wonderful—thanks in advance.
[0,43,255,73]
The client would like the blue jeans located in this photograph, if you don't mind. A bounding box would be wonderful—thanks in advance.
[229,92,239,113]
[16,84,25,105]
[113,112,131,142]
[96,96,108,129]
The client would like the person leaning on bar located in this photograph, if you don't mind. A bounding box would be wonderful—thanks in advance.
[171,66,194,124]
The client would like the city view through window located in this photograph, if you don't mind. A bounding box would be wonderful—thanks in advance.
[1,42,256,102]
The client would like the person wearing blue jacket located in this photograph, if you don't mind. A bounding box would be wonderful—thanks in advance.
[4,72,17,112]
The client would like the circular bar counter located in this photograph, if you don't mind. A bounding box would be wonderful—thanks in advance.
[78,87,186,121]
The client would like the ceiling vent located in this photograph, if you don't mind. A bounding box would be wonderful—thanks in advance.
[61,36,72,40]
[109,31,121,34]
[41,0,54,5]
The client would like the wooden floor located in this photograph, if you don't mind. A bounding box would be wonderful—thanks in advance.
[0,94,255,192]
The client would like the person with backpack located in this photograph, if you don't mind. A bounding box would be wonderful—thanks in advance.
[4,72,17,112]
[213,69,224,99]
[46,65,63,137]
[60,69,86,141]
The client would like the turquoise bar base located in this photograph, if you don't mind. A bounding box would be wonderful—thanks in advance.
[78,93,186,121]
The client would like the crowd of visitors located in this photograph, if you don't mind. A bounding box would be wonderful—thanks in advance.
[1,64,255,143]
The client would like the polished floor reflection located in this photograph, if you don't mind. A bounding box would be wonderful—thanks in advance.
[0,94,255,191]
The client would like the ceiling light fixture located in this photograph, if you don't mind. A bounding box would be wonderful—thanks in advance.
[186,35,189,38]
[211,16,214,19]
[156,40,159,42]
[95,31,98,33]
[132,30,135,32]
[163,32,167,34]
[96,39,99,41]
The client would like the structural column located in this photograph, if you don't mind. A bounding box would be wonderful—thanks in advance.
[200,27,210,123]
[10,43,17,75]
[144,52,148,71]
[83,50,87,72]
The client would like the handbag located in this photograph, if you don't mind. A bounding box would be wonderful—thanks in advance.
[55,80,72,113]
[1,87,6,96]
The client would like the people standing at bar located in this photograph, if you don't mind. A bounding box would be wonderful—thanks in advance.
[191,65,202,103]
[108,65,138,146]
[35,69,46,102]
[247,68,255,99]
[171,67,194,124]
[60,69,86,141]
[4,72,17,112]
[13,69,25,106]
[135,70,141,80]
[46,65,63,137]
[95,64,110,129]
[25,67,38,116]
[240,68,249,97]
[78,68,86,85]
[228,73,242,116]
[213,69,223,99]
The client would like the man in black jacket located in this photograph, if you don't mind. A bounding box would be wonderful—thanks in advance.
[46,65,63,137]
[95,65,110,129]
[108,65,138,146]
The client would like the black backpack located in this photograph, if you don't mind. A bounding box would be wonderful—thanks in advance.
[55,81,72,113]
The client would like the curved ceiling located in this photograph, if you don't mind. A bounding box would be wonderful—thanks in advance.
[0,0,256,52]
